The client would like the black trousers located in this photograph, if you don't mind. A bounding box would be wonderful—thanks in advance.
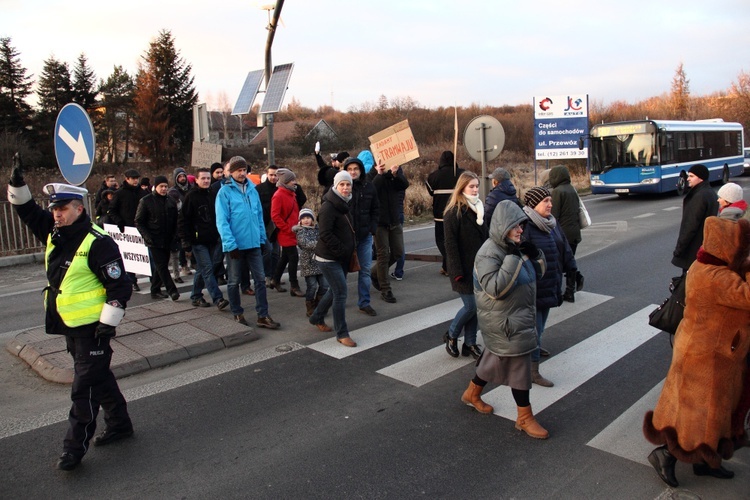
[149,247,177,295]
[274,245,300,288]
[434,221,446,271]
[64,336,131,457]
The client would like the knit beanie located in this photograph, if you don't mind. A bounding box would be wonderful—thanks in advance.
[276,168,296,186]
[688,164,709,181]
[335,151,350,163]
[228,156,248,173]
[210,162,223,175]
[140,177,151,187]
[718,182,743,204]
[153,175,169,188]
[299,208,315,222]
[524,186,552,209]
[333,170,353,189]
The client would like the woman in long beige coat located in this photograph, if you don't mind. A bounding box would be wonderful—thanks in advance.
[644,217,750,487]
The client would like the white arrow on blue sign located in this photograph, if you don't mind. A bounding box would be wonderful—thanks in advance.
[54,103,96,186]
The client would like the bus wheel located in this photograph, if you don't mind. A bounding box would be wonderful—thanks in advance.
[676,174,687,196]
[722,166,730,184]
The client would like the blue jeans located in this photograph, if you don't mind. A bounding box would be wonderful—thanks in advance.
[226,248,268,317]
[448,293,477,345]
[532,307,551,362]
[310,260,349,339]
[304,274,329,302]
[191,242,224,303]
[356,234,374,308]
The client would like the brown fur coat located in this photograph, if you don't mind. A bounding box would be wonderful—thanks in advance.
[644,217,750,467]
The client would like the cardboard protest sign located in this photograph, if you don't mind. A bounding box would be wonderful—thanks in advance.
[103,224,152,276]
[368,120,420,169]
[191,141,222,168]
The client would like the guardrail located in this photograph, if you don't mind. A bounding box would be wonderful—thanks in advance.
[0,196,96,257]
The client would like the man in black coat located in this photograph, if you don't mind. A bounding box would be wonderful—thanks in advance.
[344,157,380,316]
[7,165,133,471]
[369,162,409,303]
[672,164,719,273]
[315,150,348,193]
[179,168,229,310]
[426,151,464,275]
[109,168,144,291]
[135,175,180,301]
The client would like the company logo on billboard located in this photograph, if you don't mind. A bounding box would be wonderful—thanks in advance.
[538,97,553,111]
[563,96,584,116]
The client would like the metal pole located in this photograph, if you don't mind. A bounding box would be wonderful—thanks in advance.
[478,122,489,200]
[263,0,285,167]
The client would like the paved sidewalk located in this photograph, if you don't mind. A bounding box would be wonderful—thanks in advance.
[5,299,259,384]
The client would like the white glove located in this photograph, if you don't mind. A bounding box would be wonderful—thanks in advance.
[314,141,320,154]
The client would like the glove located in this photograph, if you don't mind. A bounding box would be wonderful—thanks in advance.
[118,225,125,233]
[229,249,241,260]
[519,241,538,258]
[9,153,25,187]
[314,141,320,154]
[95,323,116,339]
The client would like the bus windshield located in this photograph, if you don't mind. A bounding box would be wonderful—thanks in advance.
[590,132,656,174]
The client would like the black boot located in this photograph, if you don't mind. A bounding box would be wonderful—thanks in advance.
[444,333,459,357]
[648,446,678,487]
[693,463,734,479]
[462,343,482,359]
[563,273,576,302]
[575,271,585,291]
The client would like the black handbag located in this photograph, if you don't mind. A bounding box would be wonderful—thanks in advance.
[648,276,686,335]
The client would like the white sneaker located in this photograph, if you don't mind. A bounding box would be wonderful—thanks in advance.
[390,272,403,281]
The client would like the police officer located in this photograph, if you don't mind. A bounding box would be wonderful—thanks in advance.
[7,160,134,471]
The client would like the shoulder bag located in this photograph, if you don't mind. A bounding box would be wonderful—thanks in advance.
[578,194,591,229]
[345,217,360,272]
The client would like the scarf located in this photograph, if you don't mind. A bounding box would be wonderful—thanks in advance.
[333,189,352,203]
[465,195,484,226]
[523,206,556,234]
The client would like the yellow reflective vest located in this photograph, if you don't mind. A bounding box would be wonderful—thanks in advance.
[45,226,107,327]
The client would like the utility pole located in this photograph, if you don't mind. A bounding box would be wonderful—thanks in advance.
[263,0,284,167]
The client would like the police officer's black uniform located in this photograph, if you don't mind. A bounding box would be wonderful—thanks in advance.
[8,166,133,471]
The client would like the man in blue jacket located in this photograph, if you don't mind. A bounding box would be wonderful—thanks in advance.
[215,156,280,329]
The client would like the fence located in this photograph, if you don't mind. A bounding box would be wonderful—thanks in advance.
[0,195,96,257]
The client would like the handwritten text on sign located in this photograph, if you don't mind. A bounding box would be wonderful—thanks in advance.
[368,120,420,169]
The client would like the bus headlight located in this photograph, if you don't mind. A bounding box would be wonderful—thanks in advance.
[641,178,660,184]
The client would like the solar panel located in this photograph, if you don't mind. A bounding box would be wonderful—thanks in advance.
[259,63,294,114]
[232,69,265,116]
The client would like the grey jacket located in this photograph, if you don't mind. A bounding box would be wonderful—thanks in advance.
[474,201,545,357]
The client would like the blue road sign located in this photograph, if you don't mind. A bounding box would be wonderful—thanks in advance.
[54,103,95,186]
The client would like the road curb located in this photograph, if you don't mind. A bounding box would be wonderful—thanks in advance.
[0,253,44,268]
[5,300,260,384]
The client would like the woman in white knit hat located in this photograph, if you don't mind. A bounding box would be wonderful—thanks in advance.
[717,183,749,221]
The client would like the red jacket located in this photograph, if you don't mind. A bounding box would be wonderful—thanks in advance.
[271,186,300,247]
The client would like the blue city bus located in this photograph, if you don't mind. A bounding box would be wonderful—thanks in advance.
[587,119,744,196]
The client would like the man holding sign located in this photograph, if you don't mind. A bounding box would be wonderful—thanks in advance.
[368,162,409,303]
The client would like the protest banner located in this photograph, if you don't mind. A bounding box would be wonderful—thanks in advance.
[103,224,152,276]
[368,120,420,169]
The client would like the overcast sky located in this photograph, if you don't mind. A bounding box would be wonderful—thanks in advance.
[3,0,749,112]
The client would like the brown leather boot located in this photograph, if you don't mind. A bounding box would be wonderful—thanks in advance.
[515,405,549,439]
[531,361,554,387]
[461,381,494,414]
[305,300,315,317]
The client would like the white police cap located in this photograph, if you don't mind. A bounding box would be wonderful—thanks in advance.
[44,183,88,208]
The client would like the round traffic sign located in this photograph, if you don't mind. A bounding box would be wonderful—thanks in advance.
[463,115,505,162]
[54,103,96,186]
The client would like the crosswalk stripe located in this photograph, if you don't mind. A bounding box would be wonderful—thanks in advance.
[483,305,660,421]
[307,299,462,359]
[586,380,664,466]
[376,291,613,387]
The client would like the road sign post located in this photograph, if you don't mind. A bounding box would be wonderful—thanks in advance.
[54,103,95,187]
[463,115,505,200]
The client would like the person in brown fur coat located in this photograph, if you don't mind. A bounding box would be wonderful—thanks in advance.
[644,216,750,487]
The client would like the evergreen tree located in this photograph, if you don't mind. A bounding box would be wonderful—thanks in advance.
[72,53,98,111]
[0,37,34,132]
[34,56,74,167]
[132,67,173,166]
[670,62,691,119]
[134,30,197,163]
[99,65,134,163]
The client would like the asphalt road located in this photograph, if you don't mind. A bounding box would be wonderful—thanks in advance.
[1,182,749,499]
